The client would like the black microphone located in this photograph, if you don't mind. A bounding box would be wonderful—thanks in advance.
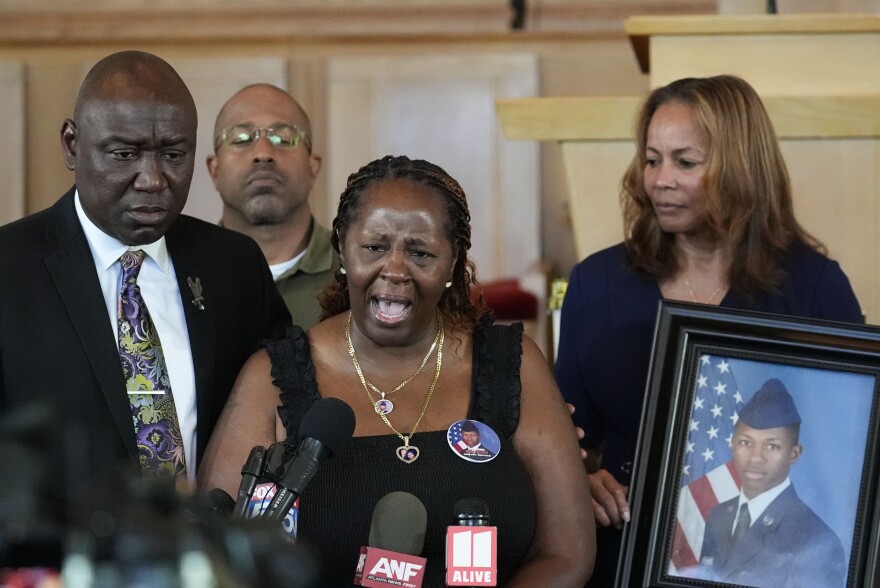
[208,488,236,517]
[261,398,356,522]
[233,441,292,523]
[354,491,428,587]
[454,498,490,527]
[262,440,293,483]
[446,498,498,586]
[232,445,266,518]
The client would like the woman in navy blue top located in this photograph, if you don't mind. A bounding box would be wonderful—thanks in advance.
[554,75,863,586]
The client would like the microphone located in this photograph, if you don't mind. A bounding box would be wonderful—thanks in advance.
[232,445,266,518]
[261,440,293,482]
[354,492,428,587]
[445,498,498,586]
[238,441,296,534]
[261,398,356,522]
[208,488,236,517]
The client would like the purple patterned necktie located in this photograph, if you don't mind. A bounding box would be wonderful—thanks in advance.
[118,250,186,476]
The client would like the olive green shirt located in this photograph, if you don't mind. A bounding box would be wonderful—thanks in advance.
[274,219,339,330]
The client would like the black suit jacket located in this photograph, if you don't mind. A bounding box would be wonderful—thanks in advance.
[0,188,290,498]
[699,485,846,588]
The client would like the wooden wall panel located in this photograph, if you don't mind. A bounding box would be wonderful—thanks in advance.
[327,54,539,282]
[782,138,880,320]
[0,61,24,225]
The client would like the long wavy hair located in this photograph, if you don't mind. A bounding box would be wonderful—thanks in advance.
[319,155,488,332]
[621,75,822,299]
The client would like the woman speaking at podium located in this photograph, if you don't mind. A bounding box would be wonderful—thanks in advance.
[200,155,596,586]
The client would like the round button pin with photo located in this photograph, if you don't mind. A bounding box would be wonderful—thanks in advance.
[447,419,500,463]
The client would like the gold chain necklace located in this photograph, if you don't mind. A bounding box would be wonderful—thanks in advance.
[361,325,440,415]
[685,279,724,304]
[346,311,443,464]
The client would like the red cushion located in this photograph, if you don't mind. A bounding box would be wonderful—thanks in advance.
[473,279,539,321]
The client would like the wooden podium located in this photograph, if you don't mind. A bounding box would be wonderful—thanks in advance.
[497,14,880,321]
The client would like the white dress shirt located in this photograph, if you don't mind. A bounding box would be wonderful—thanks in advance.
[734,477,792,533]
[75,191,197,480]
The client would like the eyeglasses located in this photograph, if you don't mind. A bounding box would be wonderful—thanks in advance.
[215,124,311,152]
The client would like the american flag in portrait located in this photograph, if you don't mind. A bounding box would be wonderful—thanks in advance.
[448,420,470,454]
[669,353,745,574]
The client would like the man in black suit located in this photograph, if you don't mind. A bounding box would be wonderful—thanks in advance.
[0,51,289,500]
[698,379,845,588]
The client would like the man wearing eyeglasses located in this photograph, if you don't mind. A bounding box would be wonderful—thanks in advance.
[207,84,338,330]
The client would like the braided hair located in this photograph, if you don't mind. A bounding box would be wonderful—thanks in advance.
[319,155,487,332]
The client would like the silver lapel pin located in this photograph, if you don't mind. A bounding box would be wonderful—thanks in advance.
[187,276,205,310]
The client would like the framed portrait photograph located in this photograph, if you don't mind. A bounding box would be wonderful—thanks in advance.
[619,301,880,588]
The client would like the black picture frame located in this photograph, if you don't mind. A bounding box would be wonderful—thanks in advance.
[618,301,880,588]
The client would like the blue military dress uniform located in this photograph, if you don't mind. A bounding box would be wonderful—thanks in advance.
[700,485,845,587]
[698,379,846,588]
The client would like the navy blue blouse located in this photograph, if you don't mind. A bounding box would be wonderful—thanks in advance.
[554,241,863,485]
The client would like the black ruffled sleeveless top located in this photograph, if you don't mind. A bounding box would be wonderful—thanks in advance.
[266,320,537,587]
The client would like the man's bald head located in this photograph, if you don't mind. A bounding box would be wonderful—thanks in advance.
[75,51,197,126]
[212,84,312,153]
[61,50,197,245]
